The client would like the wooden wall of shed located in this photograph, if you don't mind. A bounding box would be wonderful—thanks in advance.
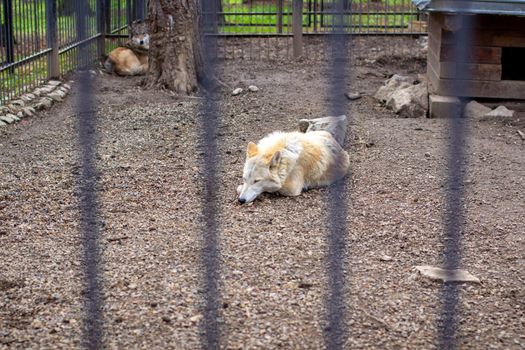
[427,13,525,99]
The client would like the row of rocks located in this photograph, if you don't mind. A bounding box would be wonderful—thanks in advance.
[0,80,71,127]
[375,74,517,119]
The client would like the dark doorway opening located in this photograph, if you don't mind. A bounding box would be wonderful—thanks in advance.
[501,47,525,81]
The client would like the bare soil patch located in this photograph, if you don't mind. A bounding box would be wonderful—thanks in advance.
[1,38,524,349]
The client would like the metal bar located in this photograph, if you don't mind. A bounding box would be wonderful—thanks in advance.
[438,13,473,350]
[204,31,427,36]
[45,0,59,78]
[277,0,284,33]
[200,0,221,347]
[97,0,106,58]
[324,0,350,348]
[0,48,51,73]
[292,0,303,57]
[60,33,102,55]
[2,0,14,71]
[76,1,103,348]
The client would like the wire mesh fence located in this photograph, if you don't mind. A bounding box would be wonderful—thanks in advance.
[0,0,146,105]
[216,0,426,35]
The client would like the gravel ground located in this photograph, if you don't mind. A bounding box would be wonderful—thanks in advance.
[1,40,524,349]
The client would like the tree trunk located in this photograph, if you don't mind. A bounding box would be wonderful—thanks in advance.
[146,0,204,94]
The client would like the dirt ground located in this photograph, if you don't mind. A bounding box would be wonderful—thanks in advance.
[1,38,524,349]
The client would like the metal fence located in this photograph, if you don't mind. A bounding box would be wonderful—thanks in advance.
[1,0,425,105]
[0,0,146,105]
[216,0,427,35]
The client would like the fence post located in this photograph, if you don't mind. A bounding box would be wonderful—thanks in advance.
[45,0,59,78]
[97,0,106,59]
[292,0,303,58]
[276,0,283,34]
[2,0,15,71]
[126,0,132,26]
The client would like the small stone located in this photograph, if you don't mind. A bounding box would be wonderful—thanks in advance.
[379,254,393,261]
[48,92,63,102]
[32,89,42,96]
[189,314,203,323]
[20,95,33,103]
[517,130,525,141]
[345,92,362,100]
[414,265,480,283]
[40,86,56,94]
[48,80,61,86]
[484,105,514,118]
[58,86,69,94]
[162,316,171,323]
[424,152,431,157]
[16,112,23,119]
[0,115,16,124]
[0,120,7,127]
[128,283,137,290]
[463,101,491,118]
[31,319,43,329]
[63,83,72,90]
[11,99,25,107]
[55,89,67,98]
[7,104,18,113]
[248,85,259,92]
[232,88,243,96]
[22,107,36,117]
[40,97,54,108]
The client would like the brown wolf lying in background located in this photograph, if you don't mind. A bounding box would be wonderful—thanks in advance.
[104,20,149,76]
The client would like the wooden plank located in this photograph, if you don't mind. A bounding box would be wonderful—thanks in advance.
[440,45,501,64]
[442,28,525,48]
[468,14,525,30]
[438,62,502,81]
[428,13,443,43]
[428,36,440,60]
[434,78,525,99]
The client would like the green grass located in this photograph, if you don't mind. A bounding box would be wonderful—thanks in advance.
[220,0,419,34]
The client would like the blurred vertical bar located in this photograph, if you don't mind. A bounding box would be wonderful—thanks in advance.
[126,0,131,25]
[97,0,106,59]
[439,13,473,350]
[277,0,283,33]
[46,0,59,78]
[200,0,221,348]
[292,0,302,57]
[324,0,349,348]
[76,0,104,347]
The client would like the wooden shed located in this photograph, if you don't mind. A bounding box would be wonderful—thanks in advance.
[415,0,525,100]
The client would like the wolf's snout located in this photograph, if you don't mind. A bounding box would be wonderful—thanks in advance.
[238,197,246,204]
[139,40,144,45]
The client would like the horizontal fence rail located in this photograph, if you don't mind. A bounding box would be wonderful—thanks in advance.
[0,0,146,105]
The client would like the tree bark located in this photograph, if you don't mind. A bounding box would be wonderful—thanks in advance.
[146,0,204,94]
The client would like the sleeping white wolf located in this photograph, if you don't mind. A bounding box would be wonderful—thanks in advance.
[237,129,350,204]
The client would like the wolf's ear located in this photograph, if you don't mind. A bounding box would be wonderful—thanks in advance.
[270,151,281,168]
[246,142,258,158]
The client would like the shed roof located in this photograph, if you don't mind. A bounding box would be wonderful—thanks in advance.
[413,0,525,15]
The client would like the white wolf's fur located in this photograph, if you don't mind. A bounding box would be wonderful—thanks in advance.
[237,130,350,203]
